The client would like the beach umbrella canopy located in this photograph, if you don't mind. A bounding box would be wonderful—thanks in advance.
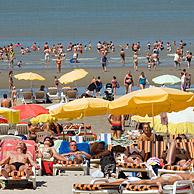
[47,103,66,112]
[12,104,49,120]
[50,98,109,120]
[30,114,57,124]
[0,116,8,123]
[152,74,181,85]
[14,72,45,88]
[14,72,45,81]
[59,69,88,84]
[154,107,194,135]
[0,107,20,124]
[109,87,194,116]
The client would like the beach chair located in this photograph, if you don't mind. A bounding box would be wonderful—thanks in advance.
[0,135,22,140]
[0,124,9,135]
[0,139,37,189]
[36,131,51,143]
[21,91,33,104]
[53,140,90,176]
[73,178,194,194]
[158,139,194,176]
[98,133,112,151]
[34,91,46,103]
[47,87,61,102]
[65,89,78,101]
[15,123,28,135]
[137,140,168,159]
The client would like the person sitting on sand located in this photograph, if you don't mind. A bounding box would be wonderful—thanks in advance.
[138,123,154,141]
[1,93,12,108]
[62,140,91,165]
[0,141,38,178]
[38,136,67,175]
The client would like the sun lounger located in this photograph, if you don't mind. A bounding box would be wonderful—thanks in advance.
[21,91,34,104]
[53,141,90,175]
[0,139,37,189]
[15,123,28,135]
[65,89,78,101]
[0,124,9,135]
[47,87,61,102]
[34,91,46,103]
[72,178,194,194]
[138,141,168,158]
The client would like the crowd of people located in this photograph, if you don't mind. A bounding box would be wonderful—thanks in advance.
[0,40,193,72]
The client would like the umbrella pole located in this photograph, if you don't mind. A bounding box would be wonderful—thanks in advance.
[152,103,156,156]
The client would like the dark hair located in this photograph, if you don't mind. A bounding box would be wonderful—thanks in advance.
[44,136,54,147]
[3,93,7,98]
[113,76,116,79]
[69,140,77,145]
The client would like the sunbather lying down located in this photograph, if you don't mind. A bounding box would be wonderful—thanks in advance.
[112,173,194,194]
[0,141,38,178]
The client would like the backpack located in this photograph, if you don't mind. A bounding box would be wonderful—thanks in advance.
[100,153,116,176]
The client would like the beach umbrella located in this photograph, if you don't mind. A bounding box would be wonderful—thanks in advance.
[30,114,57,124]
[152,74,181,85]
[153,107,194,135]
[59,69,88,84]
[14,72,45,88]
[109,87,194,117]
[12,104,49,120]
[0,117,8,123]
[50,98,109,120]
[47,102,66,112]
[0,107,20,124]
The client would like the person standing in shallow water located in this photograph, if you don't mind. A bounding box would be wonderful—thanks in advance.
[120,48,125,65]
[56,57,62,73]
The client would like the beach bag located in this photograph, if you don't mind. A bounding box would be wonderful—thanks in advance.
[100,153,116,176]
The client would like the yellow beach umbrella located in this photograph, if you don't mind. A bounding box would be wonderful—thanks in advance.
[109,87,194,116]
[14,72,45,88]
[0,107,20,124]
[30,114,57,124]
[59,69,88,84]
[50,98,109,120]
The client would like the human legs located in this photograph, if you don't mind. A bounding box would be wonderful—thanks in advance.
[166,140,176,165]
[125,84,129,94]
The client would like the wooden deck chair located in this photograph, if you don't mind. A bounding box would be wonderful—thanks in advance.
[15,124,28,135]
[0,124,9,135]
[34,91,46,103]
[21,91,33,104]
[0,139,37,189]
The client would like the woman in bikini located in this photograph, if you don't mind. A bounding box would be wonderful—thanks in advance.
[55,57,62,73]
[124,71,133,94]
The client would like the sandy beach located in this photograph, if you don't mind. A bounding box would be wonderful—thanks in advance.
[0,65,194,90]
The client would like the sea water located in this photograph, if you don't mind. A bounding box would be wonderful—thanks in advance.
[0,0,194,70]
